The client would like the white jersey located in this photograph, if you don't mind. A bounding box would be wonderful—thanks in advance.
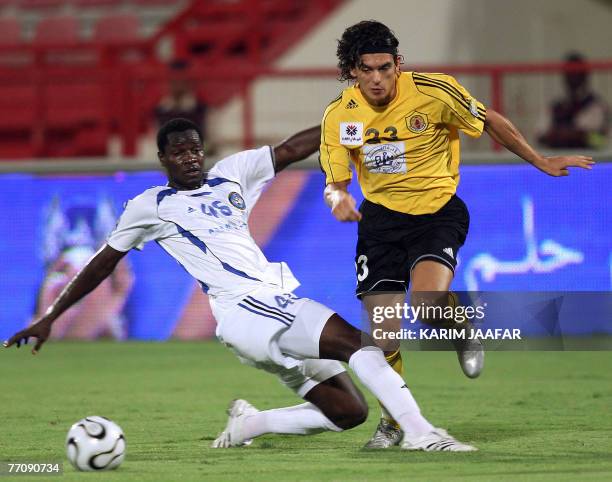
[107,146,300,317]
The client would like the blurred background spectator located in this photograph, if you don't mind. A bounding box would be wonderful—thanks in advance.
[153,59,209,148]
[539,52,610,149]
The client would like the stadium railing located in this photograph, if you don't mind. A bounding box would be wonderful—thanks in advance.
[1,60,611,159]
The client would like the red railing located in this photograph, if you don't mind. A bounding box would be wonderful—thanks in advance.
[92,60,608,154]
[232,61,612,150]
[1,59,611,157]
[0,0,347,158]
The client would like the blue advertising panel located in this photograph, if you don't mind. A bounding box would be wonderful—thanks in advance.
[0,164,609,340]
[0,172,191,341]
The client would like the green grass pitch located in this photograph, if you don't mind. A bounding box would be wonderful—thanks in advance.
[1,341,612,481]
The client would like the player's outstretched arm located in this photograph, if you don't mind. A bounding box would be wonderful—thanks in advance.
[273,125,321,172]
[3,245,127,354]
[324,181,362,222]
[484,108,595,176]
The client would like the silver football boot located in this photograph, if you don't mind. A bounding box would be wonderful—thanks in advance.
[451,323,484,378]
[364,418,403,449]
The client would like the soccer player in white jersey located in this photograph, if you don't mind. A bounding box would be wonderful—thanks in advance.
[4,118,476,452]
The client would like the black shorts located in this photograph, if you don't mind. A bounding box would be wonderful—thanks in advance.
[355,195,469,298]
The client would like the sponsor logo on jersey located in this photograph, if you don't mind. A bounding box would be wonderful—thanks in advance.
[340,122,363,145]
[406,111,428,133]
[187,206,196,213]
[469,98,479,118]
[443,247,454,258]
[345,99,359,109]
[228,191,246,210]
[362,141,407,174]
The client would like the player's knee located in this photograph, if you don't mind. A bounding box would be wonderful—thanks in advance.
[330,398,368,430]
[343,399,369,429]
[353,399,369,428]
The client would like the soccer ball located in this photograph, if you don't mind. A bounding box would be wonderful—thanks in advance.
[65,416,126,471]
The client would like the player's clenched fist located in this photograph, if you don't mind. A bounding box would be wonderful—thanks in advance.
[325,184,362,222]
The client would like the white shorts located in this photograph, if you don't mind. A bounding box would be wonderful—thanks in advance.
[214,287,345,397]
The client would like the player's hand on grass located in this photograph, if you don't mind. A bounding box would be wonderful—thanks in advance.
[536,155,595,176]
[3,318,52,355]
[328,189,362,222]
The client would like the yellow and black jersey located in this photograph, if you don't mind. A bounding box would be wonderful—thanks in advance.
[319,72,486,215]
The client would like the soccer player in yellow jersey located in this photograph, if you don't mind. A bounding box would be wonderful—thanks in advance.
[320,20,594,448]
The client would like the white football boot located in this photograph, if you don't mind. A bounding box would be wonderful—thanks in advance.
[211,399,258,448]
[401,428,477,452]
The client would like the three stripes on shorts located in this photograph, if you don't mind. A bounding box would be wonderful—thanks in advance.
[238,296,296,326]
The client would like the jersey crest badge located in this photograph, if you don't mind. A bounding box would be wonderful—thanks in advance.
[362,141,407,174]
[340,122,363,145]
[406,112,428,133]
[469,98,479,118]
[228,192,246,210]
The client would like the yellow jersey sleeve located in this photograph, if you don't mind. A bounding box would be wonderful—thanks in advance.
[319,95,353,184]
[412,73,487,138]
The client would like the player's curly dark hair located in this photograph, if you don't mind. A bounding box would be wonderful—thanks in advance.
[157,118,202,153]
[336,20,399,81]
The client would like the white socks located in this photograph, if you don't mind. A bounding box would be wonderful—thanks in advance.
[349,347,434,438]
[241,402,342,439]
[239,348,433,441]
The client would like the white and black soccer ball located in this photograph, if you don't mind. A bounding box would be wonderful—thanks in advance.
[65,416,126,471]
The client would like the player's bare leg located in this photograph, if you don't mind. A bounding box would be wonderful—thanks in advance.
[411,260,484,379]
[361,292,405,448]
